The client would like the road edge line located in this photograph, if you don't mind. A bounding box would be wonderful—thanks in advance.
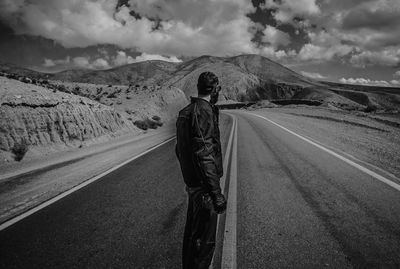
[221,115,238,269]
[0,136,176,231]
[249,112,400,192]
[220,114,236,195]
[210,113,236,269]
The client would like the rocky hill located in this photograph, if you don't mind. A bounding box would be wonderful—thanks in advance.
[52,60,178,86]
[2,54,400,112]
[33,54,398,112]
[48,80,188,124]
[0,76,183,162]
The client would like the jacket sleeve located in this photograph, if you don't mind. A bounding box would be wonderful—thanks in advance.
[191,103,222,196]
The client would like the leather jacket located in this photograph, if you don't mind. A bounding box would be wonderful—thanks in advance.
[175,97,223,197]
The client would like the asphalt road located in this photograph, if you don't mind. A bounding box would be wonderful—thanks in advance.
[233,111,400,268]
[0,114,231,269]
[1,110,400,268]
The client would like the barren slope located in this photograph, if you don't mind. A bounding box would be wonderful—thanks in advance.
[0,77,137,161]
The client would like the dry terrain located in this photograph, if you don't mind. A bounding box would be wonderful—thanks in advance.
[1,53,399,228]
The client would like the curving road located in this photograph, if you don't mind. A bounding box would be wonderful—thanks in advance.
[1,110,400,268]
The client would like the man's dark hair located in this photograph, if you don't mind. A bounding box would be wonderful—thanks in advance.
[197,72,219,95]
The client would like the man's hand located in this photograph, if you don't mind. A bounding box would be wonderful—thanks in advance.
[212,193,227,214]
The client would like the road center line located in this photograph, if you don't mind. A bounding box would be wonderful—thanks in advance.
[221,115,238,269]
[210,114,236,269]
[219,114,236,195]
[0,136,176,232]
[248,112,400,192]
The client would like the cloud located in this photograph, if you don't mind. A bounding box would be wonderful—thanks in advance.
[72,56,110,69]
[283,0,400,67]
[112,51,135,66]
[298,43,352,62]
[300,71,327,79]
[262,26,291,48]
[91,58,110,69]
[296,30,353,62]
[394,70,400,79]
[133,53,182,63]
[0,0,260,57]
[350,47,400,67]
[43,56,71,67]
[260,0,320,24]
[341,1,400,32]
[42,51,182,70]
[339,77,391,87]
[390,80,400,86]
[112,51,182,66]
[259,47,296,61]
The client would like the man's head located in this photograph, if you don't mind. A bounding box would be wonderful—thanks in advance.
[197,72,219,96]
[197,71,221,104]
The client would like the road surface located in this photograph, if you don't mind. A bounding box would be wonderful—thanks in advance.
[1,110,400,268]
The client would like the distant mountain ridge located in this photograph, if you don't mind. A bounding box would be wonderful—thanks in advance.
[1,54,399,111]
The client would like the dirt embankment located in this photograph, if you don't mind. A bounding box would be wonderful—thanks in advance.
[49,81,188,124]
[0,77,137,161]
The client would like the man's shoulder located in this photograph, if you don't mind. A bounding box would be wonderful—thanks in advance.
[192,98,213,115]
[179,98,213,116]
[178,102,194,118]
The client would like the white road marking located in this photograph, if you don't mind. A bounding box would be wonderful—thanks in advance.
[210,113,236,269]
[219,114,237,194]
[221,115,238,269]
[248,112,400,192]
[0,136,176,232]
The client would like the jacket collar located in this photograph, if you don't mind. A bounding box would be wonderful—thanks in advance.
[190,96,219,113]
[190,96,211,105]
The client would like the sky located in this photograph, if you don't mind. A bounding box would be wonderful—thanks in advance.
[0,0,399,87]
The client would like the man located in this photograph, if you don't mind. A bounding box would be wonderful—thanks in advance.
[175,72,227,269]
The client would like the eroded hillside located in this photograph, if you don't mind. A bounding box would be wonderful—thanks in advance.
[0,76,187,162]
[0,77,137,159]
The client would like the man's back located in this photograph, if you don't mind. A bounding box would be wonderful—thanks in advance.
[175,97,223,190]
[176,71,226,269]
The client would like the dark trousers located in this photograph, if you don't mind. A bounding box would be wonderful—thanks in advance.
[182,187,218,269]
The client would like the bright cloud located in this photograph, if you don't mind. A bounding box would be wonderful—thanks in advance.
[298,43,352,62]
[1,0,260,57]
[43,56,71,67]
[71,56,110,69]
[339,77,391,87]
[390,80,400,86]
[262,26,291,48]
[300,71,327,79]
[43,51,182,70]
[134,53,182,63]
[112,51,182,66]
[297,30,353,62]
[112,51,135,66]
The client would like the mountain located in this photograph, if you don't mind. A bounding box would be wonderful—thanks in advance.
[2,54,399,112]
[46,54,330,104]
[163,54,321,101]
[0,62,49,80]
[52,60,179,85]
